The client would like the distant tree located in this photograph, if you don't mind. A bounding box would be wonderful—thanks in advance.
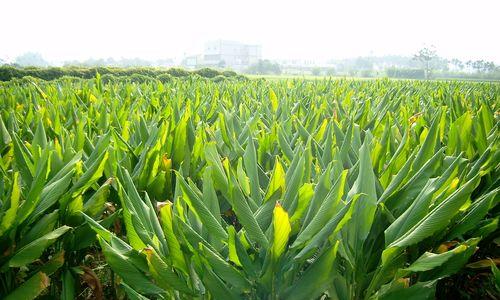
[413,46,437,79]
[464,60,494,73]
[471,60,484,73]
[471,60,496,73]
[246,60,281,75]
[484,61,496,73]
[433,57,449,72]
[465,60,473,72]
[218,60,226,68]
[354,57,373,70]
[311,67,321,76]
[451,58,464,71]
[326,68,336,76]
[15,52,49,67]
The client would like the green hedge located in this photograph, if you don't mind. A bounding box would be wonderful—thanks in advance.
[0,66,243,82]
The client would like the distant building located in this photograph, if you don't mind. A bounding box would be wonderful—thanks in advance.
[202,40,262,70]
[182,55,204,69]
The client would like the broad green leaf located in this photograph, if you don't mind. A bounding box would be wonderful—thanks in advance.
[8,226,71,267]
[176,173,228,241]
[293,170,347,248]
[143,247,194,294]
[243,133,262,204]
[345,134,377,261]
[159,202,188,274]
[384,175,480,262]
[97,236,164,295]
[61,269,75,300]
[83,177,113,218]
[283,241,339,300]
[378,280,436,300]
[4,272,50,300]
[199,243,250,291]
[121,283,150,300]
[0,172,21,236]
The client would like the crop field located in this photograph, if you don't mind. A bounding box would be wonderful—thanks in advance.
[0,75,499,299]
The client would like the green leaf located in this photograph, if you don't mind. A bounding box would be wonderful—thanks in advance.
[69,150,109,198]
[38,250,65,276]
[293,170,347,248]
[0,114,11,147]
[404,240,476,273]
[378,280,436,300]
[0,172,21,236]
[61,269,75,300]
[411,113,440,172]
[19,210,59,248]
[199,243,250,291]
[121,283,150,300]
[12,133,34,186]
[205,142,229,190]
[8,226,71,267]
[448,188,499,239]
[243,133,262,204]
[294,196,358,261]
[4,272,50,300]
[97,236,164,295]
[29,169,75,224]
[491,260,500,291]
[176,173,228,241]
[17,149,51,224]
[83,177,113,218]
[345,134,377,261]
[228,174,269,248]
[159,202,188,274]
[200,264,242,300]
[384,175,480,262]
[283,241,339,300]
[32,118,47,149]
[143,247,194,294]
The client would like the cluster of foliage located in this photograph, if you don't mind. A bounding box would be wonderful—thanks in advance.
[0,66,244,82]
[449,59,497,74]
[386,68,427,79]
[246,60,282,75]
[0,76,498,299]
[385,69,500,81]
[322,49,500,80]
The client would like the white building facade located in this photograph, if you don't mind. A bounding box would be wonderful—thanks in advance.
[203,40,262,71]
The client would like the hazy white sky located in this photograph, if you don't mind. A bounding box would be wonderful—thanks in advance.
[1,0,499,63]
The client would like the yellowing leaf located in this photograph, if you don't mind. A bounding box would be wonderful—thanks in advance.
[269,88,278,112]
[236,158,250,196]
[314,119,328,141]
[290,183,314,224]
[272,202,291,259]
[228,226,242,267]
[265,157,285,201]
